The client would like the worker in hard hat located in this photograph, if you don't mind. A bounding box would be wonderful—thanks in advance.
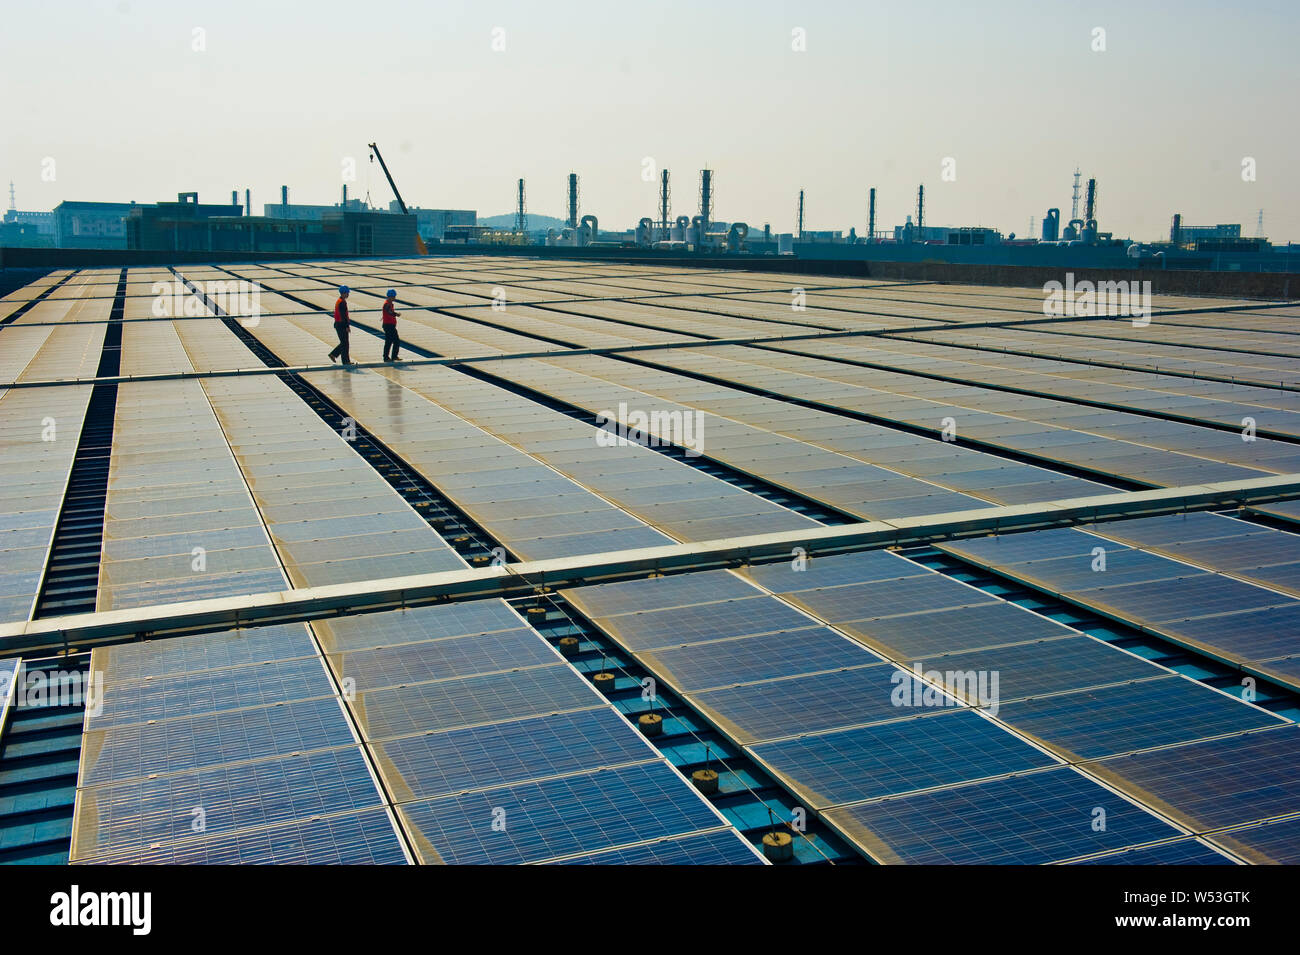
[381,289,402,362]
[328,286,352,364]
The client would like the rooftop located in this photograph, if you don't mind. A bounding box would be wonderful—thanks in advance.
[1,255,1299,865]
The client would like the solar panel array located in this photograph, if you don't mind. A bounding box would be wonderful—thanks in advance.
[2,255,1298,865]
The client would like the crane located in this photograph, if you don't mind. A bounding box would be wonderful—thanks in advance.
[368,142,428,255]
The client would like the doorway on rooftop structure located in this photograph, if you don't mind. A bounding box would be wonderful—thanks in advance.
[357,224,373,255]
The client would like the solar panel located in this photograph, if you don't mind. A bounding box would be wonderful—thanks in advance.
[1066,573,1289,625]
[371,708,658,802]
[739,551,927,593]
[80,696,356,786]
[352,665,604,740]
[1212,815,1300,865]
[75,808,410,865]
[688,664,911,745]
[785,574,998,623]
[88,655,337,730]
[840,601,1076,659]
[562,569,760,618]
[639,626,880,692]
[397,762,727,864]
[997,675,1286,760]
[1067,839,1234,865]
[823,765,1183,864]
[71,746,386,861]
[312,601,528,654]
[549,829,765,865]
[593,596,815,652]
[750,709,1056,810]
[1087,725,1300,831]
[326,627,559,693]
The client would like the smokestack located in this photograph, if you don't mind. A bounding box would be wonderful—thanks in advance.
[515,178,527,233]
[245,189,250,218]
[231,190,238,210]
[1084,178,1097,222]
[797,190,805,239]
[916,185,925,233]
[659,169,670,239]
[868,188,876,241]
[281,185,289,209]
[567,173,579,229]
[342,183,348,206]
[1171,213,1182,246]
[699,169,713,231]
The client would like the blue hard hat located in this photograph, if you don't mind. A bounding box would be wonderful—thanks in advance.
[386,289,397,298]
[339,286,350,295]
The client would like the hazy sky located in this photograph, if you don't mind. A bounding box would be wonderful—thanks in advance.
[3,0,1295,241]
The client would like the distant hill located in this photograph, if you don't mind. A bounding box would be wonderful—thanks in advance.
[478,213,572,232]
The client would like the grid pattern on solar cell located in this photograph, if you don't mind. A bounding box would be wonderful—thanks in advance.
[592,597,816,652]
[740,550,928,593]
[910,635,1165,703]
[996,675,1288,761]
[823,765,1184,865]
[88,654,336,730]
[71,746,386,861]
[784,574,999,623]
[1086,725,1300,831]
[749,709,1057,810]
[312,600,529,654]
[840,601,1077,659]
[327,627,558,693]
[638,626,880,692]
[548,829,765,865]
[74,808,409,865]
[397,762,728,864]
[1211,815,1300,865]
[561,569,760,618]
[1068,839,1235,865]
[352,663,603,740]
[80,696,356,786]
[688,665,909,745]
[372,709,658,802]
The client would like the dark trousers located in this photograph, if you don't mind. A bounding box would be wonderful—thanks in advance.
[383,324,401,360]
[329,322,350,363]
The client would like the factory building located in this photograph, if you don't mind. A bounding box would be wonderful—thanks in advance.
[126,193,417,255]
[387,202,476,242]
[52,200,138,248]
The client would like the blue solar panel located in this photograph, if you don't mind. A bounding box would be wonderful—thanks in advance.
[910,634,1162,703]
[372,708,657,801]
[398,762,724,864]
[840,601,1075,659]
[1009,549,1199,591]
[328,627,558,692]
[1069,839,1235,865]
[750,709,1056,810]
[595,596,815,651]
[741,550,925,593]
[1162,604,1300,664]
[688,664,909,745]
[639,626,880,692]
[550,829,765,865]
[72,745,385,860]
[312,600,528,654]
[790,574,998,623]
[564,569,759,618]
[1091,725,1300,831]
[81,696,356,786]
[353,664,603,740]
[95,622,317,683]
[1069,574,1288,625]
[75,808,410,865]
[1214,815,1300,864]
[823,765,1183,864]
[998,675,1286,760]
[89,655,336,730]
[943,528,1132,564]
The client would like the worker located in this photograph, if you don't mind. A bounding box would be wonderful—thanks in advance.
[381,289,402,362]
[328,286,351,364]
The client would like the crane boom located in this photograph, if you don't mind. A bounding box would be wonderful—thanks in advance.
[368,142,427,254]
